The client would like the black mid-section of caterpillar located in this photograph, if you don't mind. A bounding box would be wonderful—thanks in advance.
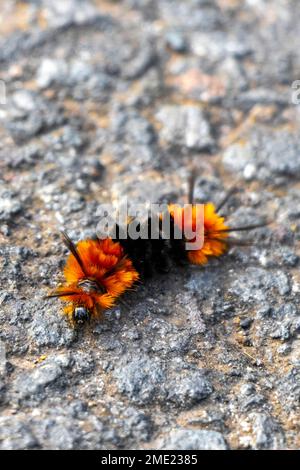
[113,215,188,279]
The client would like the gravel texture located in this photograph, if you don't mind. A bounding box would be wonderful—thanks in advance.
[0,0,300,450]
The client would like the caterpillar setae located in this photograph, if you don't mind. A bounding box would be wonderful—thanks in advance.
[46,173,269,325]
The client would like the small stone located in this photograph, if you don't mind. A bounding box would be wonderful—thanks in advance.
[270,323,291,341]
[114,356,166,405]
[240,318,253,329]
[277,344,291,356]
[0,189,23,222]
[33,416,82,450]
[72,352,95,375]
[37,58,67,89]
[161,429,228,450]
[110,107,156,146]
[251,413,285,449]
[0,380,5,404]
[165,32,187,52]
[0,417,38,450]
[167,370,213,408]
[240,383,256,396]
[0,340,7,377]
[120,408,153,442]
[5,90,65,143]
[12,90,36,111]
[43,0,100,28]
[122,41,156,80]
[156,105,213,150]
[243,163,257,181]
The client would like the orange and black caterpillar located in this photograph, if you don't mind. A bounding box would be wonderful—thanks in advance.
[47,175,269,325]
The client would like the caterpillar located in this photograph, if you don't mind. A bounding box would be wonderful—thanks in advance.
[46,174,269,325]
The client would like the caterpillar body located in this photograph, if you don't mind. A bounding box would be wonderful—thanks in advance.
[47,177,269,325]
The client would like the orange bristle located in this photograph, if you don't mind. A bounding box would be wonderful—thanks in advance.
[50,238,139,322]
[169,202,229,265]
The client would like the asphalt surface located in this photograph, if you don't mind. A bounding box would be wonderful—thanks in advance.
[0,0,300,450]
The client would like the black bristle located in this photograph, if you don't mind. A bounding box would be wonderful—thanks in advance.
[113,215,187,279]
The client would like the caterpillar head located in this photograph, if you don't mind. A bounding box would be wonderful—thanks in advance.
[46,232,139,326]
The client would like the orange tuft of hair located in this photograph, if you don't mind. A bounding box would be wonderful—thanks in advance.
[52,238,139,321]
[168,202,229,265]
